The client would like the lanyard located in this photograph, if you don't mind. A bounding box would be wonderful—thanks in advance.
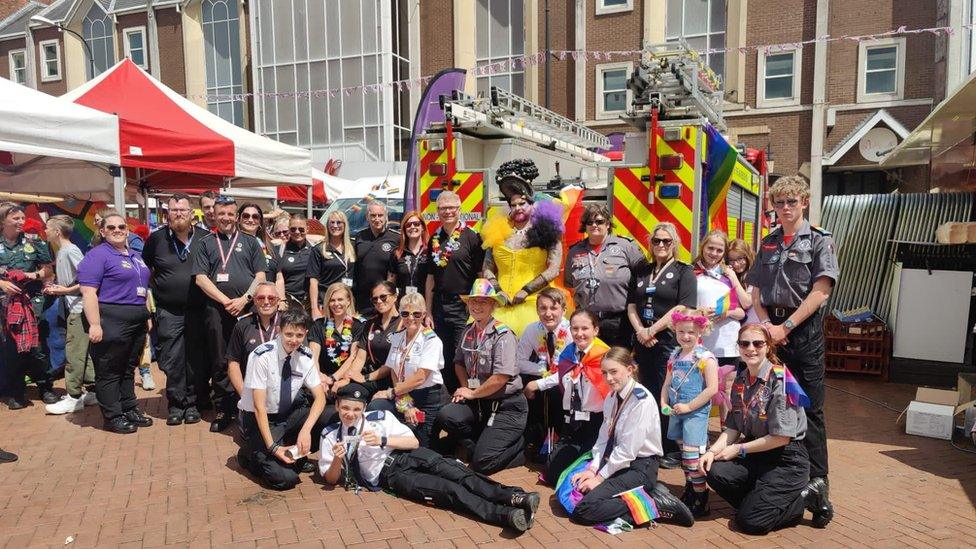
[605,382,636,445]
[258,313,278,344]
[216,231,240,273]
[396,330,422,382]
[739,367,773,412]
[328,245,349,273]
[404,251,420,286]
[464,323,490,379]
[366,317,389,365]
[650,259,674,285]
[170,228,194,262]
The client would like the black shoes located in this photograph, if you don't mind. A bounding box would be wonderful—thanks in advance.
[167,409,185,426]
[124,409,154,427]
[184,407,201,424]
[40,388,59,405]
[660,451,682,469]
[802,477,834,528]
[210,411,233,432]
[105,417,137,434]
[2,397,30,410]
[506,508,530,533]
[298,458,317,474]
[0,448,17,463]
[510,491,541,527]
[650,482,695,527]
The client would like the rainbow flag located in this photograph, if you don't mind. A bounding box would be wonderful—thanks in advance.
[773,365,811,408]
[704,124,736,234]
[539,428,556,456]
[714,292,732,315]
[615,486,659,526]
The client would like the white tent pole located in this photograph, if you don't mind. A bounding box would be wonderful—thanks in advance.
[307,185,313,218]
[112,166,125,213]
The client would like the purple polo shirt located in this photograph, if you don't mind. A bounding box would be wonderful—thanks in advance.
[78,242,152,306]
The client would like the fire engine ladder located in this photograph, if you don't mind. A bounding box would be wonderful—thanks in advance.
[441,87,611,162]
[626,40,726,130]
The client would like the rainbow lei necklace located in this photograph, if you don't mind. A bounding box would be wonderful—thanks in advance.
[538,325,570,375]
[325,316,353,363]
[431,225,462,267]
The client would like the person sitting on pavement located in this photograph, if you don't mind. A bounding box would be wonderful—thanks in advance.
[320,383,542,533]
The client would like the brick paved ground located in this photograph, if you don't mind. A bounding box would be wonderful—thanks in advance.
[1,370,974,548]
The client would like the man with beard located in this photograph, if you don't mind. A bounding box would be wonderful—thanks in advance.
[143,194,211,425]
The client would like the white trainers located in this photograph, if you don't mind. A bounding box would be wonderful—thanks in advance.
[141,371,156,391]
[45,395,83,415]
[82,391,98,406]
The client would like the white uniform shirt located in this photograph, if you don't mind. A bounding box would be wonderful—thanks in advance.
[317,410,415,484]
[384,329,444,389]
[238,337,320,414]
[536,342,605,414]
[588,380,663,478]
[516,319,571,375]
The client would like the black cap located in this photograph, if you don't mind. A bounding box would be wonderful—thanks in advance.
[335,383,369,403]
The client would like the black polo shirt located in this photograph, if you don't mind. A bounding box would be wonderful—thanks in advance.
[306,243,353,292]
[627,260,697,327]
[143,225,209,311]
[387,247,430,297]
[275,241,312,302]
[225,314,278,366]
[353,227,399,313]
[356,314,401,373]
[191,230,267,300]
[310,316,366,375]
[429,226,484,296]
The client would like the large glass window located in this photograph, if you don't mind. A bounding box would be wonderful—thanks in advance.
[8,50,26,84]
[203,0,244,126]
[665,0,726,79]
[82,2,114,79]
[475,0,525,97]
[254,0,414,162]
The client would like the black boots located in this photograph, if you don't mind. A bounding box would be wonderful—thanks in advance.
[802,477,834,528]
[510,491,541,527]
[680,481,710,517]
[650,482,695,527]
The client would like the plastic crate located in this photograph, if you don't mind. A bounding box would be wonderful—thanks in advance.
[824,334,890,357]
[825,353,888,378]
[824,316,887,340]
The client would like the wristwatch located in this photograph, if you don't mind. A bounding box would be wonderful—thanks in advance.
[380,436,388,449]
[738,444,748,458]
[783,319,795,331]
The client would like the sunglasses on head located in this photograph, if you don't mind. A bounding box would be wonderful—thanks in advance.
[737,339,767,349]
[254,294,279,302]
[400,311,424,319]
[239,212,261,221]
[371,294,393,303]
[651,237,673,246]
[214,195,236,205]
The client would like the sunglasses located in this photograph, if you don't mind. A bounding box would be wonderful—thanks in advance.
[103,224,126,232]
[586,218,607,226]
[214,195,236,205]
[403,221,423,229]
[289,227,306,234]
[400,311,424,319]
[371,294,393,304]
[254,294,279,302]
[327,221,345,227]
[737,340,767,349]
[239,213,261,221]
[437,205,460,212]
[651,237,673,246]
[772,198,800,208]
[273,230,288,238]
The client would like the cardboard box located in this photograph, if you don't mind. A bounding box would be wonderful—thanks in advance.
[904,377,976,440]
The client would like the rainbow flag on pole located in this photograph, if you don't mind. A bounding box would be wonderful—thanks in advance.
[615,486,659,526]
[714,291,732,315]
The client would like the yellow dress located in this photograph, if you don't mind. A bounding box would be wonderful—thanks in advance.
[490,244,550,336]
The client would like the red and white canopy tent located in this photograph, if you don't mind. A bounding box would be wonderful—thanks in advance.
[60,59,311,208]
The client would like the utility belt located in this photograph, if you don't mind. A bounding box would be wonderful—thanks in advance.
[594,310,626,320]
[767,306,823,331]
[377,451,406,488]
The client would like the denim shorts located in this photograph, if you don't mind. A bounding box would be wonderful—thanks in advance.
[667,409,710,447]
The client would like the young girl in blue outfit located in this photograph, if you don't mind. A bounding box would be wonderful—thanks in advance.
[661,306,718,517]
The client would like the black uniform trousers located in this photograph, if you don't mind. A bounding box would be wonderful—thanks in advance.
[381,447,520,526]
[0,295,53,399]
[543,413,603,486]
[634,335,679,454]
[366,385,448,448]
[596,312,632,349]
[434,392,527,475]
[770,308,828,479]
[155,306,207,412]
[204,301,241,415]
[520,374,564,462]
[86,303,149,420]
[571,456,660,526]
[432,296,467,393]
[706,440,810,534]
[238,400,324,490]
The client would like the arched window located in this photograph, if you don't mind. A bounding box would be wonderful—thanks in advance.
[82,2,114,79]
[203,0,244,126]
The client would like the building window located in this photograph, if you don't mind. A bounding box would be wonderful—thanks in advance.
[596,0,633,16]
[123,27,147,69]
[391,0,412,162]
[82,2,114,79]
[596,62,632,119]
[857,38,905,103]
[665,0,726,80]
[757,49,801,107]
[476,0,525,97]
[202,0,244,126]
[8,49,27,85]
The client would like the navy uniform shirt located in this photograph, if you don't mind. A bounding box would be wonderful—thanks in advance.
[191,231,267,300]
[748,221,839,309]
[455,318,521,398]
[565,235,646,314]
[429,226,484,297]
[143,225,209,311]
[0,233,52,296]
[353,227,400,314]
[728,361,807,441]
[275,241,312,302]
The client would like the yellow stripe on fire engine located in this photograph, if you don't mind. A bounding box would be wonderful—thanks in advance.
[613,168,692,262]
[656,136,696,195]
[419,143,449,223]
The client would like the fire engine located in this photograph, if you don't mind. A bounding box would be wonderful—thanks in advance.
[413,41,765,259]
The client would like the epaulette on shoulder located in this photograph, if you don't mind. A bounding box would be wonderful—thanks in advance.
[633,387,648,400]
[254,342,275,356]
[771,365,785,379]
[365,410,386,421]
[150,224,168,234]
[492,320,510,334]
[354,315,366,323]
[324,423,340,436]
[614,234,634,243]
[298,344,312,358]
[422,328,436,340]
[810,225,832,236]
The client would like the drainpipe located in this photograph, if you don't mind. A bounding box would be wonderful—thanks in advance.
[147,0,161,79]
[808,0,829,224]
